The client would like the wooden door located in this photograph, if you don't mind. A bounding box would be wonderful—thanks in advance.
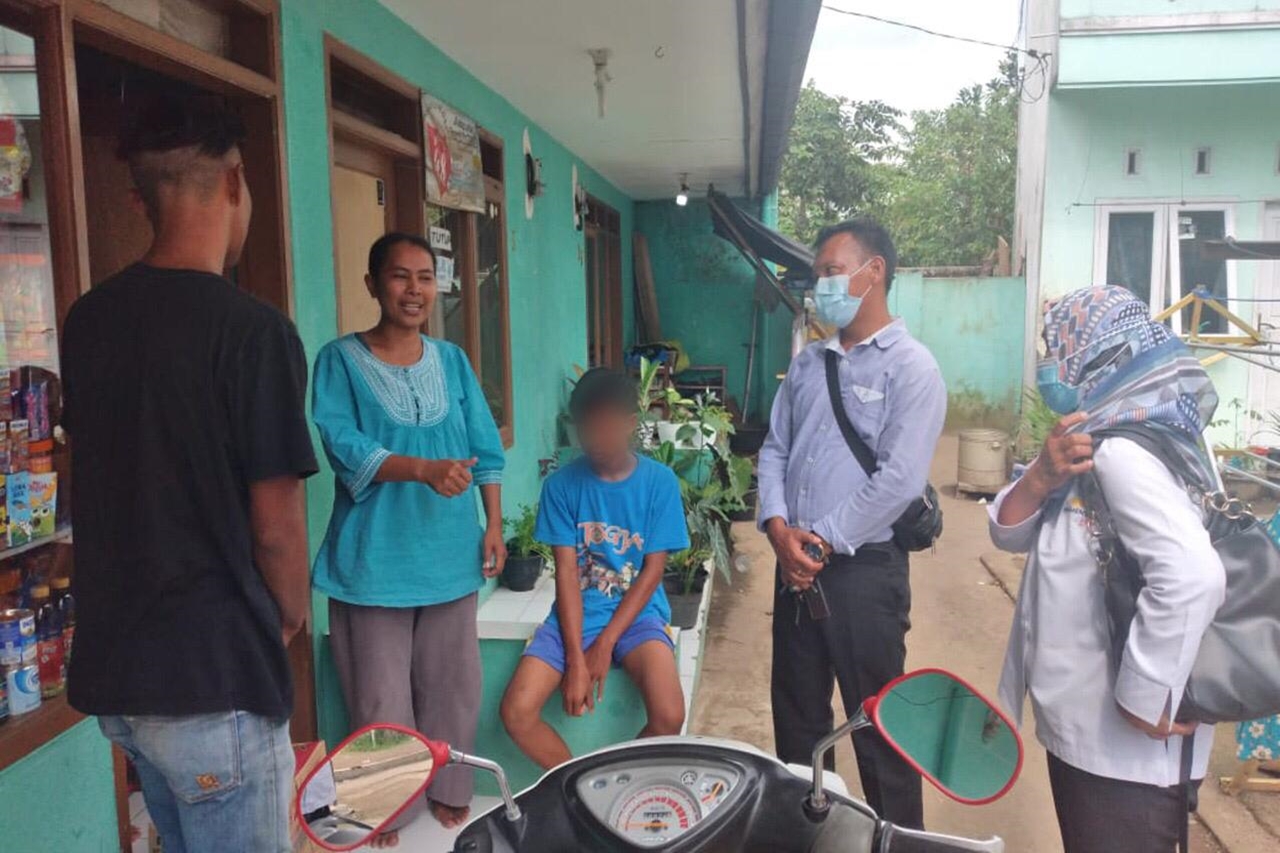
[332,140,396,335]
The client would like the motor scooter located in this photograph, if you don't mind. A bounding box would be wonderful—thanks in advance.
[297,668,1023,852]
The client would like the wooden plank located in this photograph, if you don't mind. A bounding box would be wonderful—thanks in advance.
[633,232,662,342]
[71,0,278,100]
[332,109,419,160]
[324,33,419,101]
[0,693,85,773]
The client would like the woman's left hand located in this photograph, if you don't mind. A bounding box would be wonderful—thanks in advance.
[482,526,507,578]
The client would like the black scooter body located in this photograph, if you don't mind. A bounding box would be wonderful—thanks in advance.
[450,739,880,853]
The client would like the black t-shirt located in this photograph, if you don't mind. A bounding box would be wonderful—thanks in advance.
[62,264,318,718]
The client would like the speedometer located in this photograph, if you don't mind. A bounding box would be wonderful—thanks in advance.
[609,783,702,847]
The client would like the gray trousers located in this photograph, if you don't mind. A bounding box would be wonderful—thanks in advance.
[329,594,481,814]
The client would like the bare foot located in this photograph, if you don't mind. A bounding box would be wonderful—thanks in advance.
[367,829,399,848]
[429,800,472,829]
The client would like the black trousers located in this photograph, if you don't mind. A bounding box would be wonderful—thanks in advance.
[1048,753,1196,853]
[771,546,924,829]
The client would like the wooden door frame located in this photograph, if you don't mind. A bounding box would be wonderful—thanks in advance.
[584,193,623,368]
[323,35,424,338]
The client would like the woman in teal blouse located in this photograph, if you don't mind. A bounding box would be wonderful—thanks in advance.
[313,232,506,836]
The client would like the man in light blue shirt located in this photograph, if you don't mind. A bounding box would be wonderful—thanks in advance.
[758,219,945,829]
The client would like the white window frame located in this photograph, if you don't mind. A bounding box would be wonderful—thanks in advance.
[1091,203,1167,317]
[1092,200,1238,338]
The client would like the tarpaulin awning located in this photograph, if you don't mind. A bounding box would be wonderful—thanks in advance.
[708,188,813,283]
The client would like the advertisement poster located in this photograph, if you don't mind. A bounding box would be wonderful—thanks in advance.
[421,92,484,213]
[435,255,456,292]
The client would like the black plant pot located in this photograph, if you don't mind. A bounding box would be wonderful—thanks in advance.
[668,594,702,630]
[730,425,768,456]
[501,554,543,592]
[728,490,758,523]
[663,569,707,597]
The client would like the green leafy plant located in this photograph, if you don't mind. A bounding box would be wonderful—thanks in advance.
[636,356,665,418]
[505,503,552,562]
[1013,386,1058,463]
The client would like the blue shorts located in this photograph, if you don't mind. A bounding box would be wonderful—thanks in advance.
[523,616,674,674]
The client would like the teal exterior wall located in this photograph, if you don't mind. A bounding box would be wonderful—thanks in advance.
[890,273,1027,429]
[633,196,793,423]
[1061,0,1280,17]
[1058,28,1280,87]
[1039,82,1280,423]
[278,0,636,748]
[0,720,118,851]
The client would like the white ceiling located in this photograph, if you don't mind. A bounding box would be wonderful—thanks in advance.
[380,0,753,199]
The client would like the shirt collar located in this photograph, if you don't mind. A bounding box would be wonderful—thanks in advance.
[824,318,907,354]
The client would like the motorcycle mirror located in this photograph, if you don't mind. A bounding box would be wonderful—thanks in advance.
[297,724,451,851]
[866,668,1023,805]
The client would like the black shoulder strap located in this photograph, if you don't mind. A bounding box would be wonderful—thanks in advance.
[824,349,877,478]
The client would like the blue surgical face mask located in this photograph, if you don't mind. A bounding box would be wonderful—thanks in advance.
[1035,359,1079,415]
[813,258,874,329]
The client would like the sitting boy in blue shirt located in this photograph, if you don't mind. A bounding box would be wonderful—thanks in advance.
[500,368,690,769]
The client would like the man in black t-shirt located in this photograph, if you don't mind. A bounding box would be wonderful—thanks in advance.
[62,94,317,853]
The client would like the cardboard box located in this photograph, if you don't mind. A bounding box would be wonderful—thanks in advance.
[7,470,30,547]
[28,472,55,538]
[293,740,328,853]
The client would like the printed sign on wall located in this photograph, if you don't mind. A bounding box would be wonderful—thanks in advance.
[421,92,484,214]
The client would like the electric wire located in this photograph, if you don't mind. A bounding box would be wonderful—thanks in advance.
[820,5,1041,57]
[820,5,1051,103]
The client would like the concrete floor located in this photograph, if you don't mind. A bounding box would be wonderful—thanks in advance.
[687,434,1274,852]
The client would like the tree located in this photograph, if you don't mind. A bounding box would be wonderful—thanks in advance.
[884,54,1019,267]
[777,82,901,245]
[776,54,1019,268]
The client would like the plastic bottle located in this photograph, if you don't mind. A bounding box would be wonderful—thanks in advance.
[31,584,64,698]
[52,576,75,670]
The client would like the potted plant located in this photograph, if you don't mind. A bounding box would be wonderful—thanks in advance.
[502,503,551,592]
[665,546,711,629]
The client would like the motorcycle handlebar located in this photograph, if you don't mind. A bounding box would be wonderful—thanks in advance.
[879,825,1004,853]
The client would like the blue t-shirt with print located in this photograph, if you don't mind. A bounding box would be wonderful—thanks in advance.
[535,455,690,637]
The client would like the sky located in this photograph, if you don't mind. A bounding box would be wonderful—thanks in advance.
[803,0,1024,115]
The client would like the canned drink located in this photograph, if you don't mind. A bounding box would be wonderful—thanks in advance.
[0,609,37,667]
[4,663,40,716]
[0,671,8,723]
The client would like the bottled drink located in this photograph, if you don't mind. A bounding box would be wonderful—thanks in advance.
[31,584,64,698]
[52,577,75,669]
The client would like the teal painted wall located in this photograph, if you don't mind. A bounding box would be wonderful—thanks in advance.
[634,197,792,423]
[1061,0,1280,17]
[890,273,1027,429]
[1040,83,1280,426]
[1057,28,1280,87]
[278,0,635,747]
[0,720,118,851]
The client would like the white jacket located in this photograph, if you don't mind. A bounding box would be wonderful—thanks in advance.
[989,437,1225,785]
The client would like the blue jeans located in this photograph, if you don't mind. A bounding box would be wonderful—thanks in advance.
[99,711,293,853]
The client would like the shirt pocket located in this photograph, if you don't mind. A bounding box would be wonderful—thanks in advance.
[841,381,890,440]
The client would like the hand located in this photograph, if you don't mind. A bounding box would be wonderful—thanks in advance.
[1024,413,1094,500]
[765,519,825,591]
[1118,705,1198,740]
[562,661,594,716]
[482,526,507,578]
[583,636,615,704]
[420,458,477,497]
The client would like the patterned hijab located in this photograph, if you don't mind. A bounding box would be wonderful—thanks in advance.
[1041,286,1219,491]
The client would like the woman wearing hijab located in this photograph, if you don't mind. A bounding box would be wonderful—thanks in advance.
[989,286,1225,853]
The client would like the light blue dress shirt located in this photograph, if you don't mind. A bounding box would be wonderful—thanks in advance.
[758,320,946,554]
[312,334,505,607]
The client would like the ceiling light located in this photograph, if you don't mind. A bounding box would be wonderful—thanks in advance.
[676,174,689,207]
